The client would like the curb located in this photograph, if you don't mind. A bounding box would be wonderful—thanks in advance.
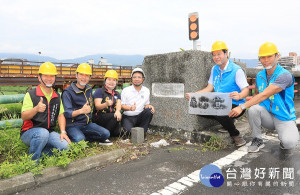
[0,148,126,195]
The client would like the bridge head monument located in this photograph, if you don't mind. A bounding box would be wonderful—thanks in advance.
[142,50,220,139]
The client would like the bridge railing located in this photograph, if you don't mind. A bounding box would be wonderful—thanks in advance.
[0,60,135,77]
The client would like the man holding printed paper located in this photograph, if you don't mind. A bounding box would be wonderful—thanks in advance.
[186,41,249,147]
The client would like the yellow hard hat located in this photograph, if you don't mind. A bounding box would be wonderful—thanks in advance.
[211,41,228,52]
[38,62,57,75]
[104,70,118,80]
[258,42,279,57]
[76,63,92,75]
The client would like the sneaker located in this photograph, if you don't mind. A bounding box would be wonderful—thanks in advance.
[232,135,246,147]
[99,139,113,146]
[248,138,264,152]
[218,128,228,133]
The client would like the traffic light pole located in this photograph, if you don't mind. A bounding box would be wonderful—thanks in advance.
[193,40,197,50]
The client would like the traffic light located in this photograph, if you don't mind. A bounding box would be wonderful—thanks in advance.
[188,12,199,40]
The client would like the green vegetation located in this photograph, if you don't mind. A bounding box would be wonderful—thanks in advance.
[0,127,119,179]
[0,86,29,95]
[0,103,22,120]
[201,136,227,152]
[167,146,186,152]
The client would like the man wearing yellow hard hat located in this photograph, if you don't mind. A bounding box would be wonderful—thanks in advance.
[92,70,122,137]
[229,42,299,152]
[62,63,112,145]
[20,62,71,163]
[186,41,249,147]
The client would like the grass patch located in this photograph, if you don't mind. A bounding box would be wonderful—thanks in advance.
[0,126,165,179]
[0,127,121,179]
[201,136,228,152]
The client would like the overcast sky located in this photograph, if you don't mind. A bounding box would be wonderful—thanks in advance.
[1,0,299,60]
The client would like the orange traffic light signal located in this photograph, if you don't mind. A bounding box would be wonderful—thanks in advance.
[188,12,199,40]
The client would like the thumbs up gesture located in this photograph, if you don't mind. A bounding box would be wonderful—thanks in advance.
[81,101,91,114]
[106,99,113,106]
[36,97,46,113]
[130,102,136,111]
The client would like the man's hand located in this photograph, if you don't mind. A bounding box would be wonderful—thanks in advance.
[230,91,240,100]
[81,101,91,114]
[148,105,155,114]
[130,102,136,111]
[185,93,191,100]
[60,131,71,144]
[114,110,122,121]
[36,97,46,113]
[228,106,243,118]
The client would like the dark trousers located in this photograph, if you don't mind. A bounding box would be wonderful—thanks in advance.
[202,104,245,137]
[122,108,153,135]
[92,113,120,137]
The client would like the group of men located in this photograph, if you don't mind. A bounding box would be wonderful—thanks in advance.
[20,40,299,162]
[20,63,154,162]
[186,41,299,153]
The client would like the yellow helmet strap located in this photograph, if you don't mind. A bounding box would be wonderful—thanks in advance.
[39,74,56,88]
[214,51,228,66]
[104,78,118,90]
[264,54,278,70]
[76,73,91,87]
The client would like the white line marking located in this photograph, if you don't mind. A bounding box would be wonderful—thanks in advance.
[152,135,275,194]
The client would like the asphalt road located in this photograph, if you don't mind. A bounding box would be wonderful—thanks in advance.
[183,138,300,195]
[17,144,236,195]
[16,134,300,195]
[15,99,300,195]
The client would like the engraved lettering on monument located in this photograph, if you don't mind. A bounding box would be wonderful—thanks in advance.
[152,83,184,98]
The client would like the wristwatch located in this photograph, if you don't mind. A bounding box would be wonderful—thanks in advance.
[240,104,246,110]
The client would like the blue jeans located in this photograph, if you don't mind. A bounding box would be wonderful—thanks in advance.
[21,128,69,162]
[66,122,110,143]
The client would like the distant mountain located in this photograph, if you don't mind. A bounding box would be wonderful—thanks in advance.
[0,53,58,63]
[61,54,145,66]
[0,53,144,66]
[0,52,258,68]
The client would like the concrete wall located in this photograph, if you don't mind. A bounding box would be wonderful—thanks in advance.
[142,50,218,135]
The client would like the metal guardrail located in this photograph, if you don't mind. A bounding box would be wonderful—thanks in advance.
[0,60,134,76]
[0,60,135,88]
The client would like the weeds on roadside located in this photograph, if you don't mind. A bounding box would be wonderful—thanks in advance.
[0,154,43,179]
[202,136,227,152]
[0,128,28,162]
[0,126,116,179]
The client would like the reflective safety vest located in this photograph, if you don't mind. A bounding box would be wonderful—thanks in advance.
[256,64,296,121]
[212,60,245,105]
